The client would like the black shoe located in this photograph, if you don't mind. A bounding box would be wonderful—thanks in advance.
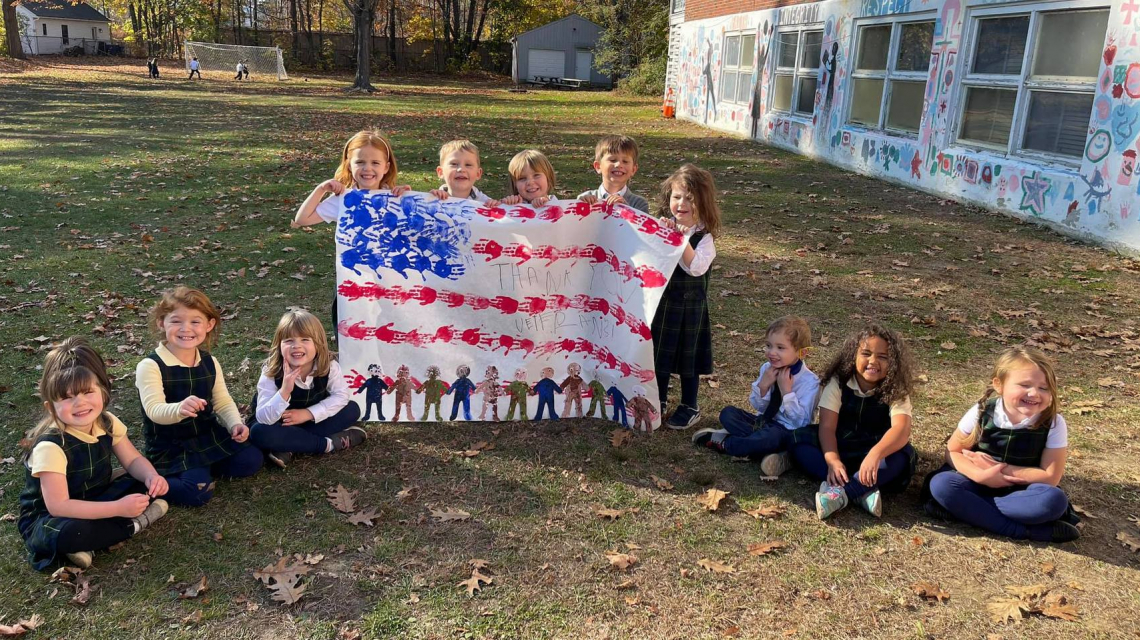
[332,426,368,451]
[666,405,701,430]
[1051,520,1081,543]
[268,451,294,468]
[1058,504,1081,526]
[924,499,954,521]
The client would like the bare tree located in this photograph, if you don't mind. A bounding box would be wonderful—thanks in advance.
[344,0,380,91]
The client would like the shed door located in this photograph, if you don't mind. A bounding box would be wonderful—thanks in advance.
[528,49,565,80]
[575,51,592,80]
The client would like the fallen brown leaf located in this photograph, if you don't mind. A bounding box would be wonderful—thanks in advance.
[0,614,42,637]
[987,596,1028,623]
[70,575,92,606]
[696,488,729,512]
[179,575,208,599]
[270,580,306,605]
[1116,530,1140,552]
[697,558,736,574]
[1004,584,1049,600]
[253,557,311,586]
[610,429,633,447]
[596,507,624,520]
[911,581,950,602]
[326,484,358,513]
[606,552,639,571]
[744,505,785,520]
[650,475,674,491]
[1040,593,1079,621]
[430,507,471,522]
[746,541,787,556]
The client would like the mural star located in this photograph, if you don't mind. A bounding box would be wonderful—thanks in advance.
[1019,172,1051,217]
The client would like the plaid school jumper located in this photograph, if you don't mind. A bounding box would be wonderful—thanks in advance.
[651,231,713,377]
[140,350,248,476]
[18,431,114,570]
[248,373,331,421]
[974,398,1051,466]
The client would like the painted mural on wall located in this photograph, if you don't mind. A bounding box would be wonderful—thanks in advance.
[669,0,1140,250]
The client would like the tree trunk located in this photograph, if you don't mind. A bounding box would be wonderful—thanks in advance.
[347,0,376,91]
[386,0,396,69]
[289,0,299,58]
[2,0,25,59]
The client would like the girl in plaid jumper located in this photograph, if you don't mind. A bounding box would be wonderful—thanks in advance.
[650,164,722,430]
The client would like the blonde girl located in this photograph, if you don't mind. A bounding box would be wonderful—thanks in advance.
[924,346,1079,542]
[135,287,262,507]
[249,310,364,469]
[651,164,722,429]
[293,129,410,227]
[501,149,556,206]
[791,323,917,519]
[19,338,168,570]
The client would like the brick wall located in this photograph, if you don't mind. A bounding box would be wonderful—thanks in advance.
[685,0,819,21]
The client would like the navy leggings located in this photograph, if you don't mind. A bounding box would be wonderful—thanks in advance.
[55,476,144,554]
[717,406,791,458]
[927,466,1069,541]
[658,373,699,409]
[163,446,264,507]
[250,403,361,455]
[791,443,915,500]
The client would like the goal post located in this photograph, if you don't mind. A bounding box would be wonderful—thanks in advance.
[184,41,288,81]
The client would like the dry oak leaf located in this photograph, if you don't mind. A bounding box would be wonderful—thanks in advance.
[179,575,209,599]
[697,488,730,512]
[596,507,625,521]
[650,475,674,491]
[606,552,639,571]
[610,429,634,448]
[326,484,358,513]
[1004,584,1049,600]
[270,580,306,605]
[431,507,472,522]
[746,541,787,556]
[347,508,379,527]
[940,341,957,350]
[70,575,92,607]
[458,571,493,596]
[697,558,736,574]
[987,597,1030,623]
[1040,593,1079,621]
[395,486,416,502]
[303,554,325,565]
[744,505,785,520]
[253,557,311,586]
[911,581,950,603]
[0,614,43,637]
[1116,530,1140,552]
[1070,504,1097,518]
[469,559,490,571]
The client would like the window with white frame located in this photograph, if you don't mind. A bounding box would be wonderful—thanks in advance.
[848,18,935,134]
[956,3,1109,160]
[772,29,822,116]
[719,31,757,105]
[672,0,685,14]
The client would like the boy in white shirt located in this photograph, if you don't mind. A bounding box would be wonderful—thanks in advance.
[188,57,201,80]
[430,139,500,205]
[578,135,649,212]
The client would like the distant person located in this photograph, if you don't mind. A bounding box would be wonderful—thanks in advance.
[188,56,201,80]
[234,61,244,81]
[146,57,160,79]
[242,62,250,80]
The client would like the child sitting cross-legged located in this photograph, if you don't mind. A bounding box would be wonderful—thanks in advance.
[693,316,819,477]
[250,310,364,468]
[791,323,918,519]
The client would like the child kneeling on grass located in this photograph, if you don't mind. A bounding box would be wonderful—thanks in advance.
[790,323,918,519]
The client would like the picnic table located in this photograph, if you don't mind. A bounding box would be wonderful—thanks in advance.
[527,76,594,90]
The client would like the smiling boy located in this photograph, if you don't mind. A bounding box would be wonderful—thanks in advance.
[431,139,499,205]
[577,135,648,212]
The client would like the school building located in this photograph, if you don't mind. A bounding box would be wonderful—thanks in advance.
[664,0,1140,251]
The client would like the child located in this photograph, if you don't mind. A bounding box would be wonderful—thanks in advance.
[924,346,1080,542]
[501,149,556,207]
[693,316,819,477]
[234,61,244,81]
[790,324,918,519]
[19,338,169,570]
[249,310,364,469]
[188,56,201,79]
[650,164,722,429]
[577,135,649,212]
[135,287,263,506]
[430,140,500,205]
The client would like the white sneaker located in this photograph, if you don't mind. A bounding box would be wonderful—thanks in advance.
[66,550,93,569]
[857,489,883,518]
[759,452,792,477]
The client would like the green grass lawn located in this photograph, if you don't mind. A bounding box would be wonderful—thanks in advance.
[0,59,1138,639]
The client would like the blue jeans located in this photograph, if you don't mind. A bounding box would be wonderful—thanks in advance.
[718,406,791,458]
[791,443,915,499]
[928,468,1069,540]
[250,403,361,455]
[163,446,264,507]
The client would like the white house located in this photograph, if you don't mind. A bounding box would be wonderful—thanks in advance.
[17,0,111,55]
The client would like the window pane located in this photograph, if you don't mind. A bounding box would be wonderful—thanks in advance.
[721,71,738,103]
[725,35,741,68]
[886,80,926,132]
[796,76,818,114]
[740,34,756,70]
[737,71,754,104]
[857,25,891,71]
[850,77,885,125]
[801,31,822,70]
[1023,91,1094,157]
[773,74,794,111]
[1032,10,1110,80]
[972,16,1029,75]
[777,32,798,68]
[960,87,1017,147]
[896,22,934,72]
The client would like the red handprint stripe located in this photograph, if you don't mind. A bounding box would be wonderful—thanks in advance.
[338,320,657,383]
[475,202,684,247]
[469,239,667,288]
[338,281,652,341]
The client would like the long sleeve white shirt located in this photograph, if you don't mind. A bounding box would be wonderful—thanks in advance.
[254,360,351,425]
[748,361,820,430]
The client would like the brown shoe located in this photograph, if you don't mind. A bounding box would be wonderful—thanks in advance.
[332,426,367,451]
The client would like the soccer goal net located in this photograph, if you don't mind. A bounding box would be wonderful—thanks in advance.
[184,41,288,81]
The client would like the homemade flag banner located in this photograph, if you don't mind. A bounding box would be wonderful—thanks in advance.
[330,190,685,430]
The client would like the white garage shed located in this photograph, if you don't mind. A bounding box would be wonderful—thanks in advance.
[510,14,610,88]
